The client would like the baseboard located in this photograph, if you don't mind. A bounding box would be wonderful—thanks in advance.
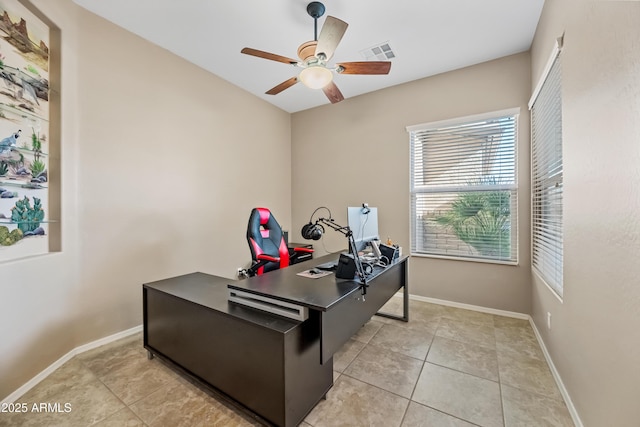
[529,319,584,427]
[73,325,143,355]
[406,293,530,320]
[1,324,143,405]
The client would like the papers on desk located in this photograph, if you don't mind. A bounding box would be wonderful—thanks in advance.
[297,269,333,279]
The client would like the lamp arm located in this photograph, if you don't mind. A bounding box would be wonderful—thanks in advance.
[347,229,369,296]
[316,217,350,236]
[317,217,369,296]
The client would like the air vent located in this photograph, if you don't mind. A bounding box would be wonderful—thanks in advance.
[360,42,396,61]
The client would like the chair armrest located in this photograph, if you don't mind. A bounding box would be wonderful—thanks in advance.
[256,254,280,263]
[292,247,314,254]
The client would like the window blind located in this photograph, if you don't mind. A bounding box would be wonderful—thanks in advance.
[408,109,518,263]
[531,54,563,296]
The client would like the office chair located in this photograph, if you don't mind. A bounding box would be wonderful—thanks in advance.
[244,207,314,277]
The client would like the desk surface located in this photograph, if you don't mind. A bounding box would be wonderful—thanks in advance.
[143,272,300,333]
[228,253,407,312]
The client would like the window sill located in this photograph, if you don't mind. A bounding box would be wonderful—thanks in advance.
[532,268,564,303]
[410,252,519,266]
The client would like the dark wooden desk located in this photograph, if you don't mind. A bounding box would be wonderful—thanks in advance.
[143,254,408,427]
[228,253,409,363]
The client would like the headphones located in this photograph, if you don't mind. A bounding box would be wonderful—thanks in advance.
[301,222,324,240]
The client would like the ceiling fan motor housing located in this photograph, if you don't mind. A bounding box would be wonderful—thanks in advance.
[297,41,318,61]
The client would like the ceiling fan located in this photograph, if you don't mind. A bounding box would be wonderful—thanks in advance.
[241,1,392,104]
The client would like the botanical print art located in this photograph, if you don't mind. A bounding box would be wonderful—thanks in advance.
[0,0,50,259]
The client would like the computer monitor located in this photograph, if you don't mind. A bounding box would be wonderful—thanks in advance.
[347,205,379,253]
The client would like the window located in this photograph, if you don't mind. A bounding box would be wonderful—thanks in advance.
[407,109,519,263]
[530,44,563,297]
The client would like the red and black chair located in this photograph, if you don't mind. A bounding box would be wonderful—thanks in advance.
[244,207,314,277]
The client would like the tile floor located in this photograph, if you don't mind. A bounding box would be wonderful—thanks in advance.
[0,298,575,427]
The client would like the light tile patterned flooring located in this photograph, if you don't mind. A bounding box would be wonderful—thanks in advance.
[0,298,575,426]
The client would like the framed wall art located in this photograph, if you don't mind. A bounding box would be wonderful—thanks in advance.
[0,0,58,262]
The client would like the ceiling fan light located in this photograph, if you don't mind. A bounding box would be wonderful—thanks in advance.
[299,66,333,89]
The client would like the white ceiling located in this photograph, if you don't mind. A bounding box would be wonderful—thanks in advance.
[72,0,545,113]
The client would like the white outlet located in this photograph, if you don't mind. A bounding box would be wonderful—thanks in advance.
[547,312,552,330]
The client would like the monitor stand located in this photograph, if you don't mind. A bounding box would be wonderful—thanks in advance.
[370,239,382,260]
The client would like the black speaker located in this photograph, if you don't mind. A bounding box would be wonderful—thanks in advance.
[335,253,357,279]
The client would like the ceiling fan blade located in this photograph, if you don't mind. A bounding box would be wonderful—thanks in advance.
[336,61,392,75]
[241,48,298,65]
[265,77,299,95]
[322,81,344,104]
[315,16,348,61]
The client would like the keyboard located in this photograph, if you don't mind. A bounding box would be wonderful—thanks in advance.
[315,261,338,271]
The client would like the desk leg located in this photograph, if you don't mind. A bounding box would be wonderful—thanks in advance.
[375,284,409,322]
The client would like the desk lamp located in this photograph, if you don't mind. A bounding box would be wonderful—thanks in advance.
[301,207,369,297]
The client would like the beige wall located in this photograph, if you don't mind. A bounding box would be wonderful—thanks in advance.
[292,52,532,314]
[531,1,640,426]
[0,0,291,400]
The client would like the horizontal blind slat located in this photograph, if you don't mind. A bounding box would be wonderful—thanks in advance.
[531,54,563,296]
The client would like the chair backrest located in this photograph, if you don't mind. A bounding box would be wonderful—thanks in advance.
[246,207,290,275]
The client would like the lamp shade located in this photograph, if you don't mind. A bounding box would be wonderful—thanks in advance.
[299,66,333,89]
